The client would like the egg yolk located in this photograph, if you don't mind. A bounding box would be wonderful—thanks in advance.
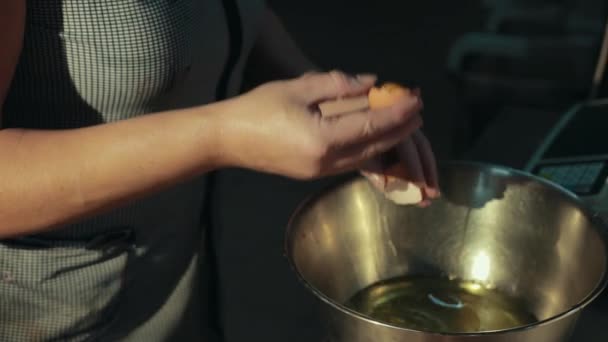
[368,83,411,109]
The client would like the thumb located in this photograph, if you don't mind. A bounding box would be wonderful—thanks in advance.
[293,70,377,104]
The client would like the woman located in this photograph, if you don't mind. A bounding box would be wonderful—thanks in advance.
[0,0,438,340]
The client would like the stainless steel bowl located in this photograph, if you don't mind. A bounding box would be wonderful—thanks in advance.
[286,162,608,341]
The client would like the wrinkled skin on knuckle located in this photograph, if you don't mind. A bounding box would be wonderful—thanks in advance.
[361,117,376,139]
[299,71,320,80]
[328,70,351,97]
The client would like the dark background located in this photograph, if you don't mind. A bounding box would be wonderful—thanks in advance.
[210,1,608,341]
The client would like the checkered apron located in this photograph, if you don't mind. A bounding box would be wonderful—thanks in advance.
[1,0,265,340]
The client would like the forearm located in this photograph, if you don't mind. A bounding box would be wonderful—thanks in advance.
[0,102,230,238]
[243,8,319,88]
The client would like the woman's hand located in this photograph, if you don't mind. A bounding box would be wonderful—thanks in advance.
[215,71,423,179]
[361,130,440,207]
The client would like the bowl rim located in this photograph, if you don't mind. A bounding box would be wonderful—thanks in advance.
[284,160,608,336]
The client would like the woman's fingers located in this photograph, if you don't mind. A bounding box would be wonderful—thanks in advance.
[357,131,439,207]
[395,139,425,187]
[293,70,377,104]
[359,157,390,193]
[328,114,423,172]
[279,71,439,195]
[412,131,440,198]
[319,94,422,151]
[393,139,431,207]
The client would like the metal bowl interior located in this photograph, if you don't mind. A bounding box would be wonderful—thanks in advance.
[286,161,608,335]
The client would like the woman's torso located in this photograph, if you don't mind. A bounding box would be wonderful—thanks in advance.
[0,1,265,340]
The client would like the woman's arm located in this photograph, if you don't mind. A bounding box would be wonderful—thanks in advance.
[0,108,226,238]
[0,1,227,237]
[0,3,227,236]
[0,2,422,238]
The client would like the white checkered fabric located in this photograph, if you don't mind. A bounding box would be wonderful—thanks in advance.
[1,0,266,340]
